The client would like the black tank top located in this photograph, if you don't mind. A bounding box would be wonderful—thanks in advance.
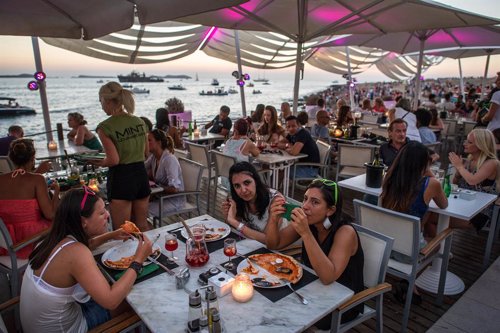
[301,222,364,328]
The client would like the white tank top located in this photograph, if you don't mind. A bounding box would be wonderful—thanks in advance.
[20,238,88,333]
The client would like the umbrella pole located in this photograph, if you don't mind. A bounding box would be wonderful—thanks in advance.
[234,30,247,117]
[481,51,492,98]
[31,37,53,142]
[458,58,464,96]
[346,46,355,108]
[413,38,426,111]
[293,41,303,115]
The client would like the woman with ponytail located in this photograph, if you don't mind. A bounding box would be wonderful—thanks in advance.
[94,82,150,231]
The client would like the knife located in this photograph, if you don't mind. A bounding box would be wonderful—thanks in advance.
[147,255,175,276]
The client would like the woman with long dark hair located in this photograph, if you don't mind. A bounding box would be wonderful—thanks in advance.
[67,112,103,150]
[266,179,364,330]
[336,105,353,129]
[222,161,286,244]
[155,108,184,149]
[257,105,285,143]
[20,188,152,332]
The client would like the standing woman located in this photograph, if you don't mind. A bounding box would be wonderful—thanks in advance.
[94,82,151,231]
[266,179,364,330]
[257,105,285,144]
[449,129,499,232]
[67,112,103,151]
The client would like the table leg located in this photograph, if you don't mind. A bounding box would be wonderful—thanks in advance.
[415,214,465,295]
[282,164,290,197]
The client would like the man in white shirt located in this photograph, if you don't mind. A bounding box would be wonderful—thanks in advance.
[436,92,456,112]
[481,72,500,131]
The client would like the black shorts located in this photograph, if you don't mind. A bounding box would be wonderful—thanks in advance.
[107,162,151,201]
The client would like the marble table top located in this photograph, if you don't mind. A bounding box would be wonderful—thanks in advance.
[95,215,354,333]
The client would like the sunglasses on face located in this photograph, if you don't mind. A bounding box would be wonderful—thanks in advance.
[80,186,96,210]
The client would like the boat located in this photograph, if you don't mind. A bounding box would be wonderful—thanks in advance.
[263,82,271,85]
[228,87,238,94]
[132,87,150,94]
[247,82,255,87]
[211,78,220,86]
[168,84,186,91]
[199,88,228,96]
[122,84,133,88]
[0,97,36,116]
[118,70,164,83]
[252,90,262,94]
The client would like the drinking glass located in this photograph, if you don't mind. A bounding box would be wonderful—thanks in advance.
[223,238,237,271]
[165,233,178,263]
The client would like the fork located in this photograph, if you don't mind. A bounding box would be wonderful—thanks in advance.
[280,278,309,305]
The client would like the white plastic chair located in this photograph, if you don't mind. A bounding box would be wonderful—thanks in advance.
[353,199,453,333]
[148,158,203,227]
[335,144,375,182]
[185,142,216,213]
[331,224,394,333]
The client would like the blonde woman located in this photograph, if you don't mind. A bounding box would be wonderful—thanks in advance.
[449,129,499,232]
[67,112,103,150]
[94,82,150,231]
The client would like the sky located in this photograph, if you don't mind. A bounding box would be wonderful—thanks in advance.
[0,0,499,83]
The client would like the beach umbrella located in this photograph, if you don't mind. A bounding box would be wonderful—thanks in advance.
[416,47,500,96]
[316,25,500,108]
[172,0,500,112]
[0,0,248,142]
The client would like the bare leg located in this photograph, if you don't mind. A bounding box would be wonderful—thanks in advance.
[450,217,474,230]
[131,195,151,231]
[110,200,132,230]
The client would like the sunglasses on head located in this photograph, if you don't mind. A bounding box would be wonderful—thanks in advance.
[80,186,96,210]
[313,179,338,205]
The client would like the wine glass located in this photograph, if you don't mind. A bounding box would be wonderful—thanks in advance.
[223,238,237,271]
[164,233,178,263]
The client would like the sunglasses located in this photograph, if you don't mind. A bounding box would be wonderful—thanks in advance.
[313,179,338,205]
[80,186,96,210]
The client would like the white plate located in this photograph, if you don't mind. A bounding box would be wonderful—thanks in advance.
[101,240,161,270]
[236,258,285,289]
[180,219,230,242]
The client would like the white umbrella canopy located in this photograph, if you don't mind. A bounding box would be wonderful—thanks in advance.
[0,0,249,40]
[173,0,500,111]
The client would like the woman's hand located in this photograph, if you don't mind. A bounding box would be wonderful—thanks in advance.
[448,152,464,169]
[289,208,311,237]
[225,199,239,228]
[113,228,133,242]
[268,195,286,224]
[133,234,153,264]
[222,197,231,220]
[48,180,60,194]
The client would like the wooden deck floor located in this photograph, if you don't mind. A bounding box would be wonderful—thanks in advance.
[172,179,500,333]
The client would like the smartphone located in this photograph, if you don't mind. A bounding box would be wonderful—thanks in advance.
[282,202,300,220]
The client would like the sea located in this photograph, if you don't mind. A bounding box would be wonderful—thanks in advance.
[0,77,333,142]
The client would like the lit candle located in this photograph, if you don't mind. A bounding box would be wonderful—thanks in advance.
[232,273,253,303]
[193,128,200,137]
[48,140,58,151]
[88,179,100,192]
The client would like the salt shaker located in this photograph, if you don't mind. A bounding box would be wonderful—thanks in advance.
[199,315,209,333]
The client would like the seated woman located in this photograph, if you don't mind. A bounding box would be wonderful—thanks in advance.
[372,97,387,114]
[280,102,292,124]
[222,162,287,244]
[381,141,448,303]
[67,112,103,151]
[448,129,499,233]
[266,179,364,329]
[428,108,444,140]
[257,105,285,144]
[155,107,184,149]
[0,139,60,259]
[20,187,153,332]
[336,105,353,129]
[145,129,185,213]
[223,118,260,162]
[360,98,372,115]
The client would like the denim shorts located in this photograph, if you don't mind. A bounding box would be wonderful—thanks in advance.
[79,299,111,330]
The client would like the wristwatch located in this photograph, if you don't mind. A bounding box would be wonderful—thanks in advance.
[237,222,245,232]
[128,261,143,275]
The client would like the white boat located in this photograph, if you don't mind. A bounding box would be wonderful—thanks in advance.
[199,88,228,96]
[252,90,262,94]
[132,87,150,94]
[228,87,238,94]
[168,84,186,90]
[0,97,36,116]
[211,78,219,86]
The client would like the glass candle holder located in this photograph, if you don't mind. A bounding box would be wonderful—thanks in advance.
[232,273,254,303]
[48,140,58,151]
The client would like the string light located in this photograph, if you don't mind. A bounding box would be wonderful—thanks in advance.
[27,71,46,91]
[231,70,250,87]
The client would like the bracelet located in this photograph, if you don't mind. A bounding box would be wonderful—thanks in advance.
[237,222,245,232]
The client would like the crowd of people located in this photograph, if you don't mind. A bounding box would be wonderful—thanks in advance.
[1,72,499,332]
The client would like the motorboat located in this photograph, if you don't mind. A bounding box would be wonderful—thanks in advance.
[252,90,262,94]
[247,82,255,87]
[122,84,133,88]
[168,84,186,90]
[211,78,220,86]
[132,87,150,94]
[118,71,164,83]
[0,97,36,116]
[199,88,228,96]
[228,87,238,94]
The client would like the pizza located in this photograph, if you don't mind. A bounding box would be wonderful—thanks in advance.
[121,221,141,237]
[204,233,223,241]
[104,254,135,269]
[246,253,302,284]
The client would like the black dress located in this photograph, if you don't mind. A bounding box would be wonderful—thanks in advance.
[301,222,364,330]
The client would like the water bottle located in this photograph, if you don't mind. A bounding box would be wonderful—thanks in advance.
[188,121,193,136]
[443,174,451,198]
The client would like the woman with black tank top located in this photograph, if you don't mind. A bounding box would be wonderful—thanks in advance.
[266,179,364,330]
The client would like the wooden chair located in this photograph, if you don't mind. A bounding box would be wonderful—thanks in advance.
[335,144,375,182]
[353,199,453,333]
[0,217,48,297]
[88,310,143,333]
[185,142,216,213]
[331,224,394,333]
[148,158,203,227]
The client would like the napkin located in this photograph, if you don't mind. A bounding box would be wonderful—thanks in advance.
[114,263,159,280]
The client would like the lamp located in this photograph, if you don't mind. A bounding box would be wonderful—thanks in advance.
[232,273,253,302]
